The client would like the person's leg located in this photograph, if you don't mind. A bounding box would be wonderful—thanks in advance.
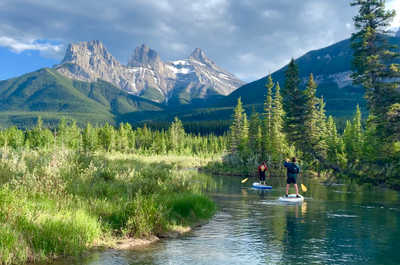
[294,184,299,195]
[286,184,289,195]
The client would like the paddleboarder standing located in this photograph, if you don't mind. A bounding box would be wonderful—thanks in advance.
[258,161,268,185]
[284,157,300,198]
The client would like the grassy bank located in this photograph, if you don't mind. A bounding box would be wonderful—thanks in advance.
[0,148,216,264]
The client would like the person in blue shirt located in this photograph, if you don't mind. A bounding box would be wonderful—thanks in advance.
[284,157,301,198]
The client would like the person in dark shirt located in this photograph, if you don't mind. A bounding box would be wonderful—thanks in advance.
[284,157,301,198]
[258,161,268,185]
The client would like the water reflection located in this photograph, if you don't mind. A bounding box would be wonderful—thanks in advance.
[44,175,400,265]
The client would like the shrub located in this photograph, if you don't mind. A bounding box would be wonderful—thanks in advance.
[166,193,216,225]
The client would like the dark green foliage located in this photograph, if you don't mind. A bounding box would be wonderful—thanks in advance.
[229,98,245,154]
[248,107,262,155]
[263,76,274,155]
[282,59,308,149]
[350,0,400,136]
[344,0,400,187]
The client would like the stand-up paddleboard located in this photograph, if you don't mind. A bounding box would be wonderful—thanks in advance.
[252,182,272,190]
[279,194,304,203]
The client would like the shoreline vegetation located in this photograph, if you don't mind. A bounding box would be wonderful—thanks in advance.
[0,117,223,264]
[0,149,218,264]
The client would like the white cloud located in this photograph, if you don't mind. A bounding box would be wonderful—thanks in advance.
[0,36,63,58]
[387,0,400,28]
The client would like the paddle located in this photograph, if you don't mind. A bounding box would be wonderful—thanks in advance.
[241,178,248,183]
[301,183,308,192]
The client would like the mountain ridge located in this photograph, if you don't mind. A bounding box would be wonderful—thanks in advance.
[0,67,163,127]
[55,41,244,104]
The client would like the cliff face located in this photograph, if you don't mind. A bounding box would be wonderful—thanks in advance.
[56,40,136,92]
[55,41,243,103]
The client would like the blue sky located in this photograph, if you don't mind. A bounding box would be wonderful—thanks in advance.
[0,47,58,80]
[0,0,399,82]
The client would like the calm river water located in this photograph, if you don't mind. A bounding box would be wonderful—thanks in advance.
[47,175,400,265]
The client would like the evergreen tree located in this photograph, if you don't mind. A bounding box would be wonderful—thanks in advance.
[98,123,115,152]
[350,0,400,137]
[264,75,274,155]
[82,123,97,152]
[56,117,68,148]
[230,97,245,154]
[362,114,380,162]
[248,107,261,154]
[326,116,347,167]
[67,121,81,150]
[314,97,329,159]
[302,73,320,156]
[270,82,287,160]
[343,106,364,163]
[240,113,249,155]
[256,125,263,156]
[117,123,129,152]
[169,117,186,153]
[282,59,307,149]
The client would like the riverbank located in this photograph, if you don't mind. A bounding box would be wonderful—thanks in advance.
[201,155,339,181]
[0,149,217,264]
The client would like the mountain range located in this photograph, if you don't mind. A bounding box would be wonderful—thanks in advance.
[55,41,244,104]
[0,32,399,129]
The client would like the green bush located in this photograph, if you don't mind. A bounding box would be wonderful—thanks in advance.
[166,193,216,224]
[124,194,166,237]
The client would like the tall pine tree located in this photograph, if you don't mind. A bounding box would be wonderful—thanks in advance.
[303,73,320,156]
[249,107,261,155]
[282,59,307,150]
[350,0,400,138]
[230,97,245,154]
[270,82,287,160]
[264,75,274,156]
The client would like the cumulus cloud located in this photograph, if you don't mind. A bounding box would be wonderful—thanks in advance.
[0,0,369,81]
[0,36,63,57]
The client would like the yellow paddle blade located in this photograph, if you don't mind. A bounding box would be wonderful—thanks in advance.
[241,178,248,183]
[301,183,308,192]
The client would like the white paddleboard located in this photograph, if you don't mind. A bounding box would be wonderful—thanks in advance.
[252,182,272,190]
[279,194,304,203]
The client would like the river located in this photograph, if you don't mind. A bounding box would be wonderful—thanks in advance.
[46,175,400,265]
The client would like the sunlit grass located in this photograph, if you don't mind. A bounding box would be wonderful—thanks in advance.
[0,147,217,264]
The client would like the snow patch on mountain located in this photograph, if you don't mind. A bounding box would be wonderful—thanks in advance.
[55,41,244,103]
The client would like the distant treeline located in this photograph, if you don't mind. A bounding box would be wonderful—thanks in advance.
[139,120,231,136]
[0,117,227,156]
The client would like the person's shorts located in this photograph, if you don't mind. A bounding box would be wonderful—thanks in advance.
[260,175,266,181]
[286,177,296,184]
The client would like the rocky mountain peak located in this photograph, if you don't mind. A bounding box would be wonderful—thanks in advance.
[56,40,243,104]
[61,40,112,64]
[127,44,161,67]
[189,48,210,63]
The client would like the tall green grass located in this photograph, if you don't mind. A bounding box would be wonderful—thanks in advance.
[0,148,216,264]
